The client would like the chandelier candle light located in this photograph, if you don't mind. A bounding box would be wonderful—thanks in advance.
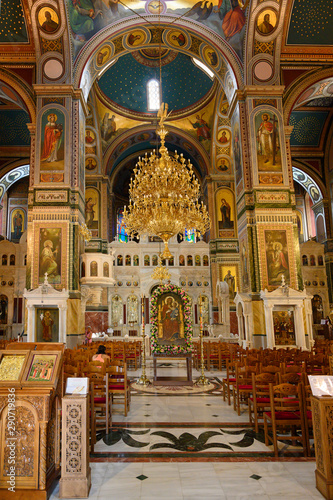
[122,103,210,259]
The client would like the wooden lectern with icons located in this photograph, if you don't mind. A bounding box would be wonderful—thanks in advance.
[0,342,64,499]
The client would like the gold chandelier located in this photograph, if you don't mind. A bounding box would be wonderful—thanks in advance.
[151,255,171,283]
[122,104,211,259]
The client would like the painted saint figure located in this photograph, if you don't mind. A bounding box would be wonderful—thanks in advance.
[13,211,23,239]
[41,113,63,162]
[41,11,58,32]
[161,297,181,341]
[85,197,96,227]
[41,311,54,341]
[40,240,58,277]
[224,270,235,298]
[258,14,274,34]
[220,198,233,229]
[189,113,211,141]
[257,113,276,164]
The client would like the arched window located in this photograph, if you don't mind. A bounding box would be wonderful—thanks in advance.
[203,255,209,266]
[125,255,131,266]
[103,262,109,277]
[10,255,15,266]
[147,79,160,111]
[2,255,7,266]
[90,261,98,276]
[179,255,185,266]
[127,295,139,325]
[168,256,174,266]
[195,255,201,266]
[144,255,150,266]
[81,262,86,278]
[24,255,27,266]
[117,208,129,242]
[310,255,316,266]
[187,255,193,266]
[318,255,324,266]
[302,255,308,266]
[133,255,139,266]
[117,255,123,266]
[152,255,158,266]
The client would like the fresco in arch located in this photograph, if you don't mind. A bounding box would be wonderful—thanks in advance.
[67,0,247,59]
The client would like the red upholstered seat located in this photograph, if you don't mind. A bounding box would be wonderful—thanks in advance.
[238,384,252,390]
[249,397,270,403]
[94,396,106,404]
[265,410,301,420]
[109,384,125,390]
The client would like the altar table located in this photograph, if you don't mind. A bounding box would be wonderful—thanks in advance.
[152,353,193,386]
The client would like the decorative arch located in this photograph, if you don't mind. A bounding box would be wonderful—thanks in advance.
[292,166,323,204]
[0,165,30,205]
[74,20,243,102]
[283,68,333,125]
[0,69,36,123]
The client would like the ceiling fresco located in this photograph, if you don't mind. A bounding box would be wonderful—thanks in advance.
[97,52,214,114]
[289,111,328,147]
[0,110,30,146]
[0,0,28,43]
[67,0,248,60]
[287,0,333,45]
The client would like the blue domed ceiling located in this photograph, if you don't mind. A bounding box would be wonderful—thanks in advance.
[97,51,214,114]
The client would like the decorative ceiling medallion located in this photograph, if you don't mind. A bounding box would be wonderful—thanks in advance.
[131,49,177,67]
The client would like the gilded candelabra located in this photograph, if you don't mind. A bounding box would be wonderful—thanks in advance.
[122,103,210,259]
[196,294,209,386]
[137,294,150,386]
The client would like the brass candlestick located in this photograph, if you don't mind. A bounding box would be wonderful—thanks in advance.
[196,294,209,386]
[137,294,150,386]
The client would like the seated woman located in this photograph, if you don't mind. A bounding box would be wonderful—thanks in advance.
[92,345,110,365]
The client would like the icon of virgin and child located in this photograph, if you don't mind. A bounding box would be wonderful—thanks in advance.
[158,295,185,343]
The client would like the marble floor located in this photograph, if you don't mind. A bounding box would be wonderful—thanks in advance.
[50,360,322,499]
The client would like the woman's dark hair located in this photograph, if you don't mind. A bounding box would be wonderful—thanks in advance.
[96,345,106,354]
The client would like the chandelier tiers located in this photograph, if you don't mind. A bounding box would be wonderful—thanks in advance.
[122,103,211,259]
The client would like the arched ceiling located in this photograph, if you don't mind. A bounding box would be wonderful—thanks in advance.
[97,51,214,114]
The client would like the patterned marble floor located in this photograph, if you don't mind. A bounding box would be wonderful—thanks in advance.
[50,360,322,499]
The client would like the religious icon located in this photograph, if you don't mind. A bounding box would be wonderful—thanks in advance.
[152,255,158,266]
[38,7,59,33]
[36,308,59,342]
[265,230,290,286]
[157,293,184,343]
[187,255,193,266]
[11,209,25,241]
[216,158,230,172]
[233,122,242,185]
[195,255,201,266]
[169,30,186,47]
[133,255,139,266]
[85,188,99,236]
[117,255,123,266]
[205,47,218,67]
[188,113,211,141]
[218,130,230,144]
[85,157,97,171]
[0,354,26,382]
[96,46,111,66]
[203,255,209,266]
[27,354,57,381]
[273,310,296,346]
[90,261,98,276]
[179,255,185,266]
[256,111,281,171]
[216,189,235,237]
[85,129,95,144]
[101,113,117,142]
[103,262,109,277]
[144,255,150,266]
[39,228,61,283]
[127,30,145,47]
[125,255,131,266]
[257,10,277,35]
[224,270,236,299]
[41,109,64,166]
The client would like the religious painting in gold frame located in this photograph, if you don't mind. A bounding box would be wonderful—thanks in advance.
[0,350,30,386]
[157,292,185,346]
[22,351,61,386]
[273,308,296,347]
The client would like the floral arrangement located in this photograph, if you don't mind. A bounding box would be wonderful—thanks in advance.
[150,283,193,355]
